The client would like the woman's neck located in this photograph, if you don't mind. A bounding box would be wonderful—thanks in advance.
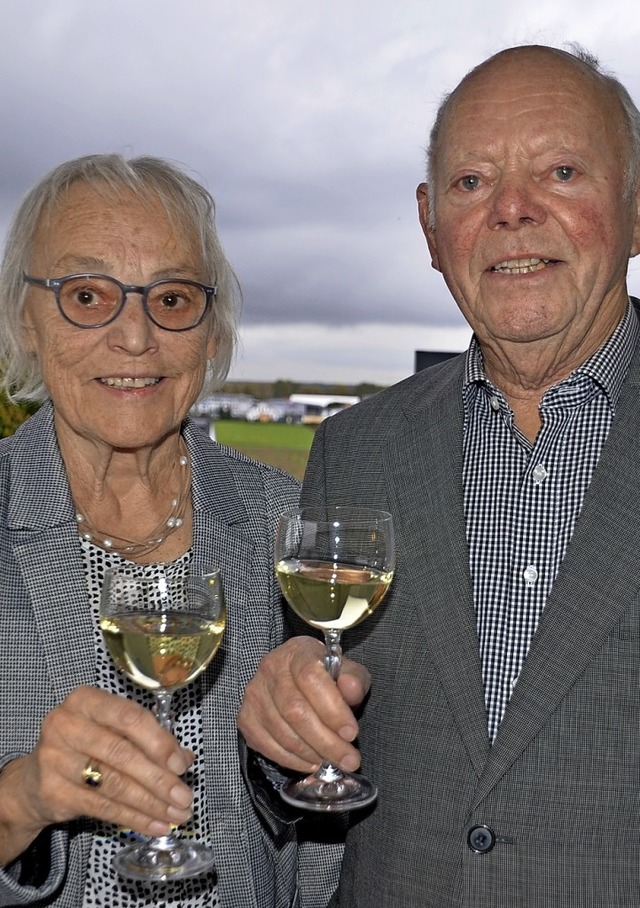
[58,429,194,563]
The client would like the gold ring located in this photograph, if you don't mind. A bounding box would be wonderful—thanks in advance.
[82,759,103,788]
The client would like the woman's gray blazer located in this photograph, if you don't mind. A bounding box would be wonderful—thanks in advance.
[0,402,339,908]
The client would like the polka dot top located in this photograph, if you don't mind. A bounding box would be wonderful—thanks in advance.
[81,541,220,907]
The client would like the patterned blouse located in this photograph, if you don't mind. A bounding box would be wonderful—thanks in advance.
[81,541,220,908]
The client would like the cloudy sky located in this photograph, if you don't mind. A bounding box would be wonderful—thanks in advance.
[2,1,640,386]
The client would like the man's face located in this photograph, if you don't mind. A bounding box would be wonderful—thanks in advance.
[420,48,640,369]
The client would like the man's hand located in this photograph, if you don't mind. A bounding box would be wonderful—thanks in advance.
[238,637,371,772]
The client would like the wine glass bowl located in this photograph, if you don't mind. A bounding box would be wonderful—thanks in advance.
[275,506,394,811]
[99,569,225,881]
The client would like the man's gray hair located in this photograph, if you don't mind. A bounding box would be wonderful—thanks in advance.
[0,153,241,402]
[425,44,640,228]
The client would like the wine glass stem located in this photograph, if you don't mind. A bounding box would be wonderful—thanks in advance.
[153,689,174,733]
[318,631,345,780]
[149,690,182,849]
[323,630,342,680]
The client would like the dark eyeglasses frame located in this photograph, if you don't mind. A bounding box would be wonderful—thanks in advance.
[23,272,217,331]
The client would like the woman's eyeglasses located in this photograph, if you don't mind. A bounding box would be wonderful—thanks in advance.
[23,272,217,331]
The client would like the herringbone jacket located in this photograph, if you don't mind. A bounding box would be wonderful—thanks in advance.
[301,305,640,906]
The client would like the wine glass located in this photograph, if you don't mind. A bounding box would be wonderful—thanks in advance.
[275,506,394,811]
[99,568,225,881]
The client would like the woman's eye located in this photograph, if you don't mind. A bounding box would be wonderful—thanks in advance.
[75,289,99,306]
[159,292,187,309]
[555,165,575,182]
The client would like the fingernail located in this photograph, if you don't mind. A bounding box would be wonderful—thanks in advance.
[169,783,193,809]
[181,746,195,766]
[168,805,192,824]
[340,754,360,773]
[149,820,172,836]
[339,725,356,742]
[168,753,188,775]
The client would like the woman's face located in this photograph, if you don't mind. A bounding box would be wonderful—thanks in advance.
[23,182,216,453]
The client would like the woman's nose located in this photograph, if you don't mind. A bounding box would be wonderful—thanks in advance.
[106,293,158,353]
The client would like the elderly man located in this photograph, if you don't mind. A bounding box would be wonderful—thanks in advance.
[239,44,640,906]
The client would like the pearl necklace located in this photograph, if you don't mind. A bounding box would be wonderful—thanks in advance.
[75,452,191,559]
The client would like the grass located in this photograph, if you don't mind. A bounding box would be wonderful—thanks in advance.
[213,420,316,480]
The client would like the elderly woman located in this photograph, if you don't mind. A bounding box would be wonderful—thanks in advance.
[0,155,339,908]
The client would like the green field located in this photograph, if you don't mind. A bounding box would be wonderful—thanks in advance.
[214,420,316,480]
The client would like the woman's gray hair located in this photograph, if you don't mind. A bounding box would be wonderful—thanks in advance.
[425,44,640,228]
[0,153,241,402]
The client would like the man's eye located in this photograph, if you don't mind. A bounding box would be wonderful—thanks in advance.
[555,165,575,182]
[458,175,481,191]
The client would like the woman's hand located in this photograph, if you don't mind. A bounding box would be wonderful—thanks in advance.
[0,686,194,867]
[237,636,371,773]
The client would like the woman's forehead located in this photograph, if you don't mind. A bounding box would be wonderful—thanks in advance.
[34,182,202,264]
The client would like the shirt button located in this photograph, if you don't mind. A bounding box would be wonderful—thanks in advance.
[523,565,538,585]
[532,464,548,482]
[490,396,501,411]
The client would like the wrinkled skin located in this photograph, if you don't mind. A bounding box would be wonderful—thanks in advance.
[1,687,193,865]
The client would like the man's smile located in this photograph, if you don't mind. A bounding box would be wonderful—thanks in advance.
[490,257,556,274]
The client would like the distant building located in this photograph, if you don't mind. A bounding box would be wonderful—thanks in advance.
[289,393,360,425]
[190,391,361,426]
[246,399,306,424]
[414,351,460,372]
[192,393,256,419]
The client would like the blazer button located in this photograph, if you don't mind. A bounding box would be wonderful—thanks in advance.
[467,825,496,853]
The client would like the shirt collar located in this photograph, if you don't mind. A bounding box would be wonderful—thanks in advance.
[463,300,639,412]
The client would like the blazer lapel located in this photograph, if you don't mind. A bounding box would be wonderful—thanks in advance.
[12,527,96,698]
[386,363,490,777]
[472,345,640,806]
[8,405,96,700]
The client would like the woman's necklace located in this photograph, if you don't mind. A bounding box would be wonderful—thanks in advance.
[75,450,191,559]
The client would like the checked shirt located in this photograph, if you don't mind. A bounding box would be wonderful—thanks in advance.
[462,302,639,742]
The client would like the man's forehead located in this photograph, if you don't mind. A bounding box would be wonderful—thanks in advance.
[454,48,596,106]
[437,48,615,145]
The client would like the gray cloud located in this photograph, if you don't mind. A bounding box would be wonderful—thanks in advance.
[1,0,640,383]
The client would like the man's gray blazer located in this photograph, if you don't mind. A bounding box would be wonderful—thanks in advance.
[0,403,339,908]
[301,311,640,907]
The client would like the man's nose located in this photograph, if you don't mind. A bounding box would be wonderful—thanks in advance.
[486,174,547,230]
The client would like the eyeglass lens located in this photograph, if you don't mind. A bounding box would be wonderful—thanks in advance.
[57,275,207,329]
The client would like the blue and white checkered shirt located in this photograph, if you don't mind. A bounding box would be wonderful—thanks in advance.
[462,303,639,742]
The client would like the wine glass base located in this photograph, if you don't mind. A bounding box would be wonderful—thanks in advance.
[113,838,216,882]
[280,771,378,812]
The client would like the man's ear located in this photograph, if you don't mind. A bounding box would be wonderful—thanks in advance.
[416,182,441,272]
[630,180,640,259]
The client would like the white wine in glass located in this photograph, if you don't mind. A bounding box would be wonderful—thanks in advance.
[99,569,225,881]
[275,506,394,811]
